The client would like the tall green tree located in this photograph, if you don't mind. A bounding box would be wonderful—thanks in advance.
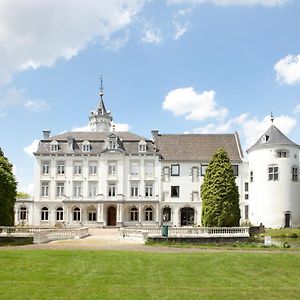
[201,148,240,227]
[0,148,17,225]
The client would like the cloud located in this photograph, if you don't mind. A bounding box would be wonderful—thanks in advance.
[24,139,40,157]
[274,55,300,85]
[0,86,50,113]
[293,104,300,114]
[163,87,228,121]
[141,22,163,44]
[191,113,296,149]
[173,21,190,40]
[167,0,288,7]
[0,0,145,85]
[24,100,50,112]
[72,122,130,132]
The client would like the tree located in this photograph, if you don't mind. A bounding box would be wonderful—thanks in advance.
[201,148,240,227]
[17,191,30,199]
[0,147,17,225]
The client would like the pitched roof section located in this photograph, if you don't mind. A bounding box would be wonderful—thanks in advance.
[247,125,300,153]
[155,133,243,162]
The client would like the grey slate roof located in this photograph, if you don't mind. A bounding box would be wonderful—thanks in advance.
[154,133,243,162]
[35,131,155,155]
[246,125,300,153]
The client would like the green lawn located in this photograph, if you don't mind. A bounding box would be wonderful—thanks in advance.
[264,228,300,238]
[0,250,300,299]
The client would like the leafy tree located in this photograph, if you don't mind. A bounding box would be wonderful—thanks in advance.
[201,148,240,227]
[17,191,30,199]
[0,148,17,225]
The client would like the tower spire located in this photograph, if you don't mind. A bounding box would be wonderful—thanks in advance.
[99,75,104,99]
[270,110,274,124]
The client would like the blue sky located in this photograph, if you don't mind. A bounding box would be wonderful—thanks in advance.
[1,0,300,193]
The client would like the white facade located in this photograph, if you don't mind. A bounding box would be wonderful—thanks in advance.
[14,93,300,229]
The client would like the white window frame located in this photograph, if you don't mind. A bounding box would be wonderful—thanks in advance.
[41,207,49,221]
[42,162,50,175]
[130,207,138,221]
[201,164,208,176]
[108,162,117,176]
[130,162,140,176]
[74,162,82,176]
[41,182,49,197]
[89,162,98,175]
[145,184,153,197]
[88,182,97,197]
[145,162,154,177]
[56,182,65,197]
[145,207,153,221]
[108,184,116,197]
[56,207,63,221]
[73,182,82,197]
[131,184,139,197]
[57,162,65,175]
[171,164,180,176]
[268,165,279,181]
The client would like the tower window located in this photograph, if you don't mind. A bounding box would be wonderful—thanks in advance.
[277,150,288,158]
[261,135,269,143]
[292,167,298,182]
[268,166,279,181]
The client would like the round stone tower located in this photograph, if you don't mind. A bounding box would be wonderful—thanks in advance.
[247,124,300,228]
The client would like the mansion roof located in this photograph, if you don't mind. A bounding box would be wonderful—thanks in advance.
[154,133,243,162]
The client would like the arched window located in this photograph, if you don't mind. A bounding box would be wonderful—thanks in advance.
[145,207,153,221]
[41,207,49,221]
[56,207,63,221]
[88,207,97,221]
[138,140,147,152]
[162,207,171,222]
[130,207,138,221]
[50,140,59,152]
[82,140,91,152]
[19,206,28,221]
[73,207,81,221]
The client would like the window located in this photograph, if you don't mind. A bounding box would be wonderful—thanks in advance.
[292,167,298,182]
[73,207,80,221]
[131,184,139,197]
[88,210,96,221]
[73,182,82,197]
[56,207,63,221]
[145,162,154,176]
[245,194,249,200]
[41,182,49,197]
[268,166,279,181]
[19,206,27,220]
[171,164,180,176]
[74,162,82,175]
[245,182,249,192]
[50,140,59,152]
[171,186,179,197]
[42,162,50,175]
[130,162,139,176]
[130,207,138,221]
[89,162,97,175]
[232,165,239,176]
[145,207,153,221]
[201,164,208,176]
[57,162,65,175]
[245,205,249,220]
[139,140,147,152]
[261,135,269,143]
[82,141,91,152]
[41,207,49,221]
[145,184,153,197]
[108,162,117,175]
[56,182,65,197]
[250,171,253,182]
[277,150,288,158]
[108,184,116,197]
[163,166,170,175]
[162,207,171,222]
[89,182,97,197]
[192,167,199,182]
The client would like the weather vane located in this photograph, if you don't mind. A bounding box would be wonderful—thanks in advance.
[99,75,104,98]
[270,110,274,124]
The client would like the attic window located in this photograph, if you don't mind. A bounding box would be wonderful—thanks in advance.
[108,135,118,150]
[139,140,147,152]
[50,140,58,152]
[82,140,91,152]
[261,135,269,143]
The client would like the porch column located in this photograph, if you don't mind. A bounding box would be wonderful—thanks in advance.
[97,204,104,226]
[156,203,159,224]
[138,203,142,224]
[117,204,123,227]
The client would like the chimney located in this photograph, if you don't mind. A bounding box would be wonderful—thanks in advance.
[43,130,51,140]
[151,129,159,140]
[67,136,75,151]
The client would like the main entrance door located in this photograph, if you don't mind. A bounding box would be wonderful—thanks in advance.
[107,206,116,226]
[181,207,194,226]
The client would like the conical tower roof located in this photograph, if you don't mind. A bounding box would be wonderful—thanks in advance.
[247,125,300,153]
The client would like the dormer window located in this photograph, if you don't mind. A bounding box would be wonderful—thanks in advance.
[261,135,269,143]
[82,140,91,152]
[107,135,118,150]
[109,140,117,149]
[50,140,58,152]
[139,140,147,152]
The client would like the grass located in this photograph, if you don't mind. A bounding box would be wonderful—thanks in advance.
[264,228,300,238]
[0,250,300,299]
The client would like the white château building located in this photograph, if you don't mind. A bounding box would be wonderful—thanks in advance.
[14,89,300,228]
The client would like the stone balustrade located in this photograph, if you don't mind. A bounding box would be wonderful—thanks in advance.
[119,228,149,242]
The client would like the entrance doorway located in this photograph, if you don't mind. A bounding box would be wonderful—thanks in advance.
[284,212,291,228]
[107,206,116,226]
[181,207,194,226]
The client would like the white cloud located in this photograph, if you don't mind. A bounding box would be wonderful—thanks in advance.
[191,113,296,149]
[24,139,39,157]
[18,182,34,195]
[0,0,145,85]
[174,21,190,40]
[274,55,300,85]
[141,22,163,44]
[163,87,228,121]
[112,123,131,131]
[0,86,50,113]
[72,122,130,132]
[293,104,300,114]
[168,0,288,7]
[24,100,50,112]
